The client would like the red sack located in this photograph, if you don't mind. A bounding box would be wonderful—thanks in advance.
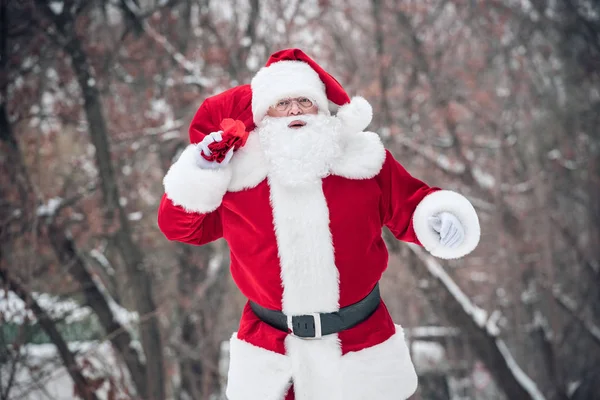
[201,118,249,163]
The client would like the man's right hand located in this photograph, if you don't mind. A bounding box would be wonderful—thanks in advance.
[195,131,235,169]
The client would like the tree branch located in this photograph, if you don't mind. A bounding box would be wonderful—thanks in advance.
[390,235,548,400]
[0,264,99,400]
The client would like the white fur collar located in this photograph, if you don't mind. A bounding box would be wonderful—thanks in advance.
[227,130,385,192]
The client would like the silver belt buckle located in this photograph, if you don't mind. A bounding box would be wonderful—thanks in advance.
[287,313,322,339]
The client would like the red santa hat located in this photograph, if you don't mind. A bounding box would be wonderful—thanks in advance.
[251,48,373,131]
[188,49,373,144]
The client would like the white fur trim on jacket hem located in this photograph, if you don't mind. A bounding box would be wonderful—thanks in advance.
[226,325,418,400]
[341,325,418,400]
[412,190,481,259]
[335,96,373,133]
[163,144,232,213]
[226,333,292,400]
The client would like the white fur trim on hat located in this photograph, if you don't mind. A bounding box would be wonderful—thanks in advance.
[163,144,232,213]
[412,190,481,259]
[251,61,330,125]
[336,96,373,133]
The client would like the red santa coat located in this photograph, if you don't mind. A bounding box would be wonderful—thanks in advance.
[158,101,480,400]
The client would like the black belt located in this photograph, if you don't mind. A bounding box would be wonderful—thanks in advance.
[249,284,380,339]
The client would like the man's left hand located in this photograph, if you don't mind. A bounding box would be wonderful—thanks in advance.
[428,212,465,248]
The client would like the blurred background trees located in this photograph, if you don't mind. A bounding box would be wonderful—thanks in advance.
[1,0,598,399]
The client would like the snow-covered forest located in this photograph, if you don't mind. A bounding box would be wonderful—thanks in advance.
[1,0,599,399]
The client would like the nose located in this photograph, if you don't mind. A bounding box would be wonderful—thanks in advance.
[288,101,303,115]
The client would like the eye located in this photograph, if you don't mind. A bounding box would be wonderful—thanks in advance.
[298,97,312,107]
[277,99,290,107]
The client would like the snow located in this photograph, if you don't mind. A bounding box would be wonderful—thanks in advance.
[412,245,496,335]
[208,254,223,277]
[127,211,143,221]
[0,341,134,400]
[89,248,115,276]
[88,275,138,328]
[496,86,510,97]
[469,271,489,282]
[410,340,449,374]
[395,135,465,174]
[552,286,600,344]
[121,0,213,88]
[240,36,252,46]
[406,326,460,338]
[37,197,63,217]
[410,245,547,399]
[87,275,144,363]
[496,339,547,400]
[49,1,64,14]
[472,167,495,189]
[547,149,577,170]
[486,310,502,336]
[567,380,581,397]
[1,289,91,324]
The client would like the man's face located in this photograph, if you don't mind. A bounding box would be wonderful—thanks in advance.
[267,97,318,128]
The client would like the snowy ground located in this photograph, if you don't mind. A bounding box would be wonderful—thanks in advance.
[0,341,133,400]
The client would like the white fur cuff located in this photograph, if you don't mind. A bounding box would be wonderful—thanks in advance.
[412,190,480,259]
[163,144,232,214]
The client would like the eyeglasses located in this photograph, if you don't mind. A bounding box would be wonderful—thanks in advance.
[272,97,314,111]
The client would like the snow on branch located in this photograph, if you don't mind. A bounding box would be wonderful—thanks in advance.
[408,244,547,400]
[37,197,63,217]
[0,289,91,324]
[411,244,501,336]
[88,274,139,330]
[116,119,185,145]
[88,274,144,364]
[395,135,465,174]
[122,0,212,88]
[550,285,600,347]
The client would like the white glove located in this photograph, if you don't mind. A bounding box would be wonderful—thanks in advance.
[195,131,235,169]
[428,212,464,249]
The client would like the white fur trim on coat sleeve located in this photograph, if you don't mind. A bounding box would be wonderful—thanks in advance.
[162,144,232,214]
[336,96,373,133]
[412,190,480,259]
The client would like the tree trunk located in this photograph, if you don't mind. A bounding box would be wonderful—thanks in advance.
[47,222,149,399]
[1,80,149,398]
[32,3,166,398]
[62,34,166,400]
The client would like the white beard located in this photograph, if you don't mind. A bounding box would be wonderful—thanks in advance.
[257,114,343,188]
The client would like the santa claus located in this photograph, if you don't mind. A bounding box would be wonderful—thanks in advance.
[158,49,480,400]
